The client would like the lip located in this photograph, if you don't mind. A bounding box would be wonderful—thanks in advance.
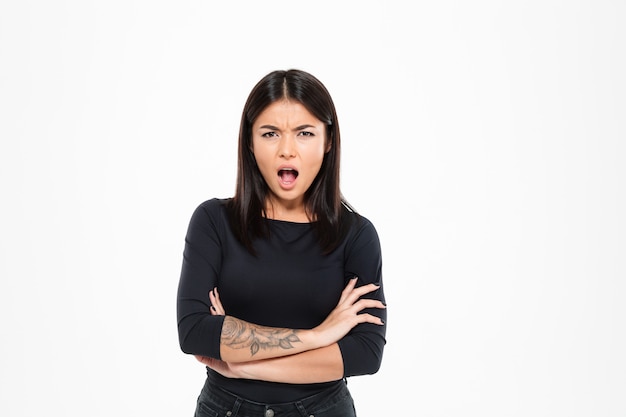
[277,164,298,171]
[277,165,299,190]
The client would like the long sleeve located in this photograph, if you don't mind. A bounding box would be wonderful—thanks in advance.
[176,199,386,400]
[176,201,226,358]
[337,216,387,376]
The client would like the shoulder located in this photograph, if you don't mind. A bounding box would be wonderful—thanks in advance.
[340,207,383,274]
[196,197,231,214]
[342,206,380,244]
[188,198,232,228]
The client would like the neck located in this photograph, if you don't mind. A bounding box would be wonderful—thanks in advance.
[264,200,311,223]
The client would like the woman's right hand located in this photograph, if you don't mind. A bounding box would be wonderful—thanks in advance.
[311,277,385,347]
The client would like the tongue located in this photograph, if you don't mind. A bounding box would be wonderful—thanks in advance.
[279,170,297,183]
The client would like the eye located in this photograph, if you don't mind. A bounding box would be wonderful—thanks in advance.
[298,131,314,137]
[261,131,278,138]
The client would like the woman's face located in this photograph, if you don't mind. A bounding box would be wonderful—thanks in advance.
[251,99,328,219]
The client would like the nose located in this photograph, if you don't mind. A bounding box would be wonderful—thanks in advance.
[278,135,296,159]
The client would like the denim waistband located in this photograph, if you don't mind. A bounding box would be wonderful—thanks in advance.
[198,378,353,417]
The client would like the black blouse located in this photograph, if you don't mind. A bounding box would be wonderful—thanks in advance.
[177,198,386,402]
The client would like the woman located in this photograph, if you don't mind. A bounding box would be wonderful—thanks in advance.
[177,69,387,417]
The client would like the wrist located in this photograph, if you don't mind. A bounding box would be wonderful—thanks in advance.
[303,328,326,350]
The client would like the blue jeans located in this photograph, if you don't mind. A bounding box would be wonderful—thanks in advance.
[194,378,357,417]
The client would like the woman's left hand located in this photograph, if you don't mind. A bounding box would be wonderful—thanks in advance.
[209,287,225,315]
[199,288,235,376]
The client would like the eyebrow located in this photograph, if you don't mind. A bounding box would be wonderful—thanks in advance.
[258,124,319,131]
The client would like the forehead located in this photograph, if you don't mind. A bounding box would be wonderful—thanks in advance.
[253,100,322,127]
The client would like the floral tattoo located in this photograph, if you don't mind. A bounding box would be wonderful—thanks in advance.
[222,316,301,356]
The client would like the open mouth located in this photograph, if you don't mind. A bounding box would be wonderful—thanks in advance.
[278,168,299,184]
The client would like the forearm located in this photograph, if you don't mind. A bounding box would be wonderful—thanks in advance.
[232,344,344,384]
[219,316,324,363]
[217,278,384,363]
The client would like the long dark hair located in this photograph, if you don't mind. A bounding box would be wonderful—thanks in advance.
[228,69,354,254]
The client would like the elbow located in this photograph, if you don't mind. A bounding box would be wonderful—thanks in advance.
[344,352,384,377]
[177,314,225,358]
[361,348,384,375]
[179,339,193,355]
[178,329,194,354]
[177,317,199,355]
[339,334,386,377]
[366,355,384,375]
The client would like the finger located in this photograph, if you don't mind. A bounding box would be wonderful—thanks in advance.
[341,282,381,306]
[209,288,226,315]
[351,298,386,312]
[209,289,220,315]
[353,282,381,296]
[355,313,385,326]
[338,277,359,304]
[209,289,217,313]
[214,290,225,315]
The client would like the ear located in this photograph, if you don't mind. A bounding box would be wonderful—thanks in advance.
[325,137,332,154]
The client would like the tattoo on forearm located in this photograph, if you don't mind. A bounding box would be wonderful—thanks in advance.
[222,316,301,356]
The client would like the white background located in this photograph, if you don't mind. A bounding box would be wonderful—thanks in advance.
[1,1,624,416]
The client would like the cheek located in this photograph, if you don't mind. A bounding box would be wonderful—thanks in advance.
[314,147,327,166]
[303,150,326,175]
[251,144,270,166]
[256,159,273,177]
[251,152,272,178]
[305,142,326,161]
